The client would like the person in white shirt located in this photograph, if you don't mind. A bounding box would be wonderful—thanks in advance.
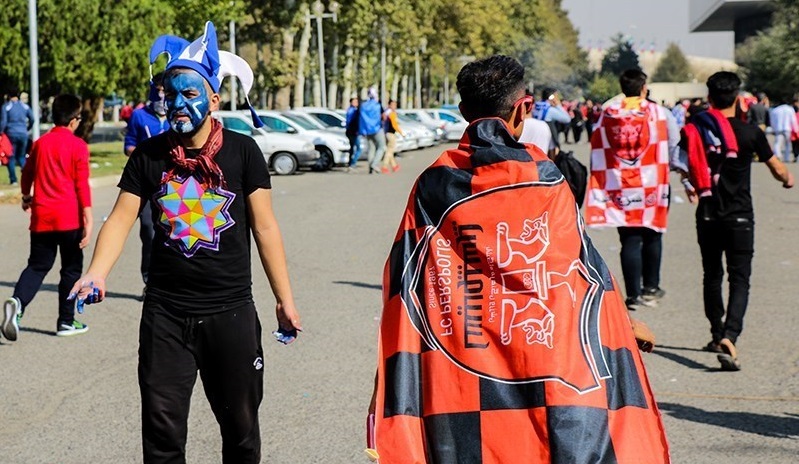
[769,99,798,162]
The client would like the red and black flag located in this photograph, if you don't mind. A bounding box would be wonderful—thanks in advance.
[373,118,670,463]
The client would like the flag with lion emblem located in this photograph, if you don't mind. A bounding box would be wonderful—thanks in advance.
[372,118,670,463]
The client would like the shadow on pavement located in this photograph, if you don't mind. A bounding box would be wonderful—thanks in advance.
[0,281,141,302]
[333,280,382,290]
[659,402,799,438]
[651,348,713,370]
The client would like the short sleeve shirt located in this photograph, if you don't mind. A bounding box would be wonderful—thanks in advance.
[119,129,271,314]
[690,118,773,221]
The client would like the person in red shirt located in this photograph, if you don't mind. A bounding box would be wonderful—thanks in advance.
[1,94,93,341]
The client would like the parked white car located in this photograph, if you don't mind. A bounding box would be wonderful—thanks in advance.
[257,110,351,171]
[397,109,447,142]
[426,108,469,141]
[213,111,319,175]
[292,107,347,130]
[396,114,436,148]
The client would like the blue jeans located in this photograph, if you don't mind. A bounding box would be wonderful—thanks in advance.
[348,134,362,167]
[6,134,28,184]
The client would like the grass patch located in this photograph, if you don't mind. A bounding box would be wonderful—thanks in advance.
[0,140,126,202]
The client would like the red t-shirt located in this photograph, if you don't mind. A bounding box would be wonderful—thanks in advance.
[21,126,92,232]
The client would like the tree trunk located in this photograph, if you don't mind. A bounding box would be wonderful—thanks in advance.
[400,75,409,110]
[327,29,339,109]
[341,42,354,105]
[294,9,311,109]
[390,55,400,102]
[74,96,104,143]
[275,29,296,110]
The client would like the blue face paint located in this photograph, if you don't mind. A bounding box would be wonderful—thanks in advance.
[164,70,211,134]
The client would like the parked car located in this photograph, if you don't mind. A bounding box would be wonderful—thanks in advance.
[257,110,351,171]
[292,107,347,130]
[397,114,436,148]
[396,109,447,142]
[213,111,319,175]
[426,108,469,141]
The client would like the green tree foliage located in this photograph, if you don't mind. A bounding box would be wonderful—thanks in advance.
[736,0,799,103]
[601,33,640,76]
[652,42,690,82]
[585,73,620,103]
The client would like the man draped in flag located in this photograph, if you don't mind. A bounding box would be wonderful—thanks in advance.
[369,55,669,463]
[678,71,793,370]
[586,69,679,311]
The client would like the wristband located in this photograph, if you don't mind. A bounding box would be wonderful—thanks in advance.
[21,195,32,202]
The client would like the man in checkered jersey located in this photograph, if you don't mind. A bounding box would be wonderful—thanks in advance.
[586,69,680,311]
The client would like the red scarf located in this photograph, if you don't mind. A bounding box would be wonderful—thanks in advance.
[163,117,225,189]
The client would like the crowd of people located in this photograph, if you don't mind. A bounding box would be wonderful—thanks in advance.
[0,22,796,462]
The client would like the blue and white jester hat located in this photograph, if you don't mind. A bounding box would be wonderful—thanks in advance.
[149,21,264,127]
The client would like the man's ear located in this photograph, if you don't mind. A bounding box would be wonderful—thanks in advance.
[210,93,221,112]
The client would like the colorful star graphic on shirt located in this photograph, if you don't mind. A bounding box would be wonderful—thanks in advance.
[154,175,236,257]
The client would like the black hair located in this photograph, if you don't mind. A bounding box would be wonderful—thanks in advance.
[706,71,741,110]
[540,87,556,101]
[7,87,19,98]
[52,94,82,126]
[756,92,767,103]
[152,71,165,87]
[619,69,647,97]
[456,55,525,121]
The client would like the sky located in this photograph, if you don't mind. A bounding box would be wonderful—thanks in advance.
[560,0,735,60]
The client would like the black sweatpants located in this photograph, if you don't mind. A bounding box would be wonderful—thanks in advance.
[617,227,663,299]
[13,229,83,326]
[138,299,264,464]
[696,217,754,344]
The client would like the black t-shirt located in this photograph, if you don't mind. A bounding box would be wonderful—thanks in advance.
[683,117,773,221]
[118,129,271,314]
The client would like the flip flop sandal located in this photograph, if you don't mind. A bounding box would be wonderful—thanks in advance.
[717,339,741,371]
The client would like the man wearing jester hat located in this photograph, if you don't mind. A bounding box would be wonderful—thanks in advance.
[69,22,302,463]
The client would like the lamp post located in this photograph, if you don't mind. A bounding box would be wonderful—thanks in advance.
[28,0,40,140]
[309,0,339,109]
[229,19,237,111]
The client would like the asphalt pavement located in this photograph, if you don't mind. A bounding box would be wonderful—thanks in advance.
[0,140,797,463]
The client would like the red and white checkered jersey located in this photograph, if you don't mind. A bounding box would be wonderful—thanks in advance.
[586,99,671,232]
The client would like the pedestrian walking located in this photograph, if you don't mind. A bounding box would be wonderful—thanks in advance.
[381,99,403,173]
[586,69,679,311]
[124,73,170,298]
[679,71,793,371]
[345,96,361,171]
[358,87,386,174]
[0,88,34,185]
[768,97,798,163]
[368,55,667,464]
[68,21,302,463]
[2,94,92,341]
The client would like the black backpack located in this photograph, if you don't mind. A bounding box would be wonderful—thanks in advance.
[554,150,587,207]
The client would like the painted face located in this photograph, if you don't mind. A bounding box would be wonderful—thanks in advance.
[164,70,210,134]
[150,85,166,116]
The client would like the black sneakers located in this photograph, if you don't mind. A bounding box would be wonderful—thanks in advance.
[625,296,656,311]
[642,287,666,301]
